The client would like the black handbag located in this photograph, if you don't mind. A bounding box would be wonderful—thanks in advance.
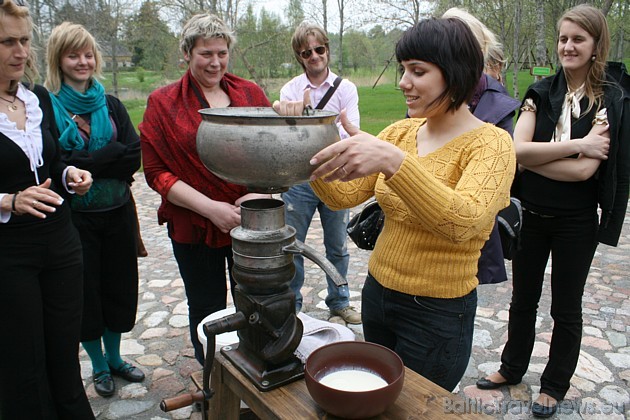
[496,197,523,260]
[477,222,508,285]
[346,200,385,250]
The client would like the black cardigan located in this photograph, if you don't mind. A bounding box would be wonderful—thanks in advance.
[58,94,141,183]
[514,63,630,246]
[0,84,71,231]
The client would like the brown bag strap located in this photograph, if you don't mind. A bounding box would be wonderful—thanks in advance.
[70,113,91,137]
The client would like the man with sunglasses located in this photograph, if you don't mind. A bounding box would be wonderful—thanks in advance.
[280,22,361,324]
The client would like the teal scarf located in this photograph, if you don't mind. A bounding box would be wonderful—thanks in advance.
[50,80,128,211]
[50,80,113,152]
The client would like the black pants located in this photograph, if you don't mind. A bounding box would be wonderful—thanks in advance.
[0,222,94,420]
[499,209,598,401]
[171,239,235,365]
[72,201,139,340]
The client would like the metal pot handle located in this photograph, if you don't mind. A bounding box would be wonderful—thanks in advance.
[283,240,347,287]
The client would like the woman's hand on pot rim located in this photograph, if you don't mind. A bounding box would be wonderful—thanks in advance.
[309,111,405,182]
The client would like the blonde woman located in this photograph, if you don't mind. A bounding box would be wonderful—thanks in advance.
[441,7,520,285]
[477,5,629,417]
[441,7,518,135]
[46,22,144,397]
[139,14,270,365]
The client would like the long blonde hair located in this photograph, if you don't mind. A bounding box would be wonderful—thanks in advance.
[558,4,610,114]
[0,0,38,93]
[45,22,104,93]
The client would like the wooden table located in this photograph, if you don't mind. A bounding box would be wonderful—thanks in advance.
[191,352,489,419]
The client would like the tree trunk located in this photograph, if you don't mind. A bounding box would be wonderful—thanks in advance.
[512,0,521,100]
[337,0,344,75]
[613,1,626,61]
[234,46,268,94]
[322,0,328,34]
[534,3,545,65]
[111,36,119,97]
[533,2,546,82]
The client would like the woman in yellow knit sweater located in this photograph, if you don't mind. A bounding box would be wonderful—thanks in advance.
[275,17,515,391]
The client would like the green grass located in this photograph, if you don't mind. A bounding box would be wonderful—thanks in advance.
[504,70,550,99]
[122,81,408,135]
[101,69,183,95]
[357,85,407,134]
[123,99,148,131]
[121,63,629,134]
[114,64,626,173]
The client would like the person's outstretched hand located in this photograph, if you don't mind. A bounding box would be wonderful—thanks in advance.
[272,89,312,116]
[338,108,360,136]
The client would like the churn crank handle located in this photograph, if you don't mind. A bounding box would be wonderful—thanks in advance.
[160,390,206,412]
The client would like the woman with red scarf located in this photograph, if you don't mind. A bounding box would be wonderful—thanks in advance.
[139,14,270,365]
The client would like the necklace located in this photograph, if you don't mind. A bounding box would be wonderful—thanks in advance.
[0,94,18,112]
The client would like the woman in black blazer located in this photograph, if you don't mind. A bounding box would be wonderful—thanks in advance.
[0,2,94,418]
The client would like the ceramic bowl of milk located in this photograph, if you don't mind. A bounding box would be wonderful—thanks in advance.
[304,341,404,419]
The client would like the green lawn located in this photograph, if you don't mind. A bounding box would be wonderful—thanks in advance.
[122,63,629,134]
[123,99,148,130]
[123,84,408,135]
[357,85,408,135]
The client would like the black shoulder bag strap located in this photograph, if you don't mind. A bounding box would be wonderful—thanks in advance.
[315,76,343,110]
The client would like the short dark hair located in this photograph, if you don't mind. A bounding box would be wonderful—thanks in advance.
[395,18,483,113]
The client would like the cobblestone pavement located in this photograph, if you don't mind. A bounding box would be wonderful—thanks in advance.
[82,173,630,419]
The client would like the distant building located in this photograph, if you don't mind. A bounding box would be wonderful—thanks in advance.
[100,42,134,69]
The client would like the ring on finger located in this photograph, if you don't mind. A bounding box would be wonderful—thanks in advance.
[32,200,38,207]
[340,165,348,176]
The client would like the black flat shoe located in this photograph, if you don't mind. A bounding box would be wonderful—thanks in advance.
[109,361,145,382]
[475,377,519,390]
[532,401,557,418]
[93,371,115,397]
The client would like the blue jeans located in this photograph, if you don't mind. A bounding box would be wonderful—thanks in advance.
[282,183,350,312]
[362,273,477,392]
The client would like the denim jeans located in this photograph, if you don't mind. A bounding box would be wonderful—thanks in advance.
[362,273,477,392]
[171,239,235,365]
[282,183,350,311]
[499,209,598,401]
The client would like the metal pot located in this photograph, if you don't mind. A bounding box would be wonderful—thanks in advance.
[196,107,340,193]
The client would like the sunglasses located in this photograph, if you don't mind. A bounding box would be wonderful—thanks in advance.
[299,46,326,60]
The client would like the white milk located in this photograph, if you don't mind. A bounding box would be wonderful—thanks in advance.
[318,369,388,392]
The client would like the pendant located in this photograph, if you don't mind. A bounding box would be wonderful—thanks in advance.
[8,104,17,112]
